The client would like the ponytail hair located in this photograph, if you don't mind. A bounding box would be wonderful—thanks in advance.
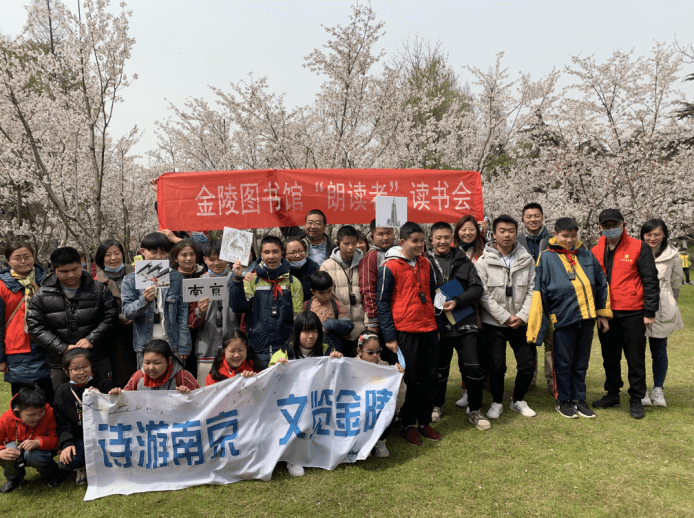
[209,330,263,382]
[143,339,184,368]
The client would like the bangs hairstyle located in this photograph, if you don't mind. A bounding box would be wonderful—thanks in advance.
[208,330,263,382]
[143,339,184,368]
[285,236,308,253]
[140,232,173,253]
[400,221,424,241]
[202,239,223,258]
[640,219,669,258]
[50,246,81,268]
[453,214,486,256]
[14,384,46,410]
[310,270,333,291]
[554,218,579,233]
[260,235,284,253]
[5,242,34,262]
[284,311,324,359]
[170,238,199,268]
[492,215,518,233]
[431,221,452,234]
[522,202,544,217]
[62,347,92,373]
[95,239,126,270]
[336,225,359,243]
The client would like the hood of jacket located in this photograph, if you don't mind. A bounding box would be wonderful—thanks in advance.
[0,264,47,293]
[7,393,51,424]
[547,236,583,252]
[523,225,549,242]
[655,244,679,263]
[255,258,292,280]
[384,245,409,261]
[329,247,363,269]
[368,244,391,254]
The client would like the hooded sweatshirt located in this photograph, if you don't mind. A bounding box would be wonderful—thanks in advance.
[320,247,365,340]
[0,395,59,451]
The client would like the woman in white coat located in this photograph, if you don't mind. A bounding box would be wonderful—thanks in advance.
[640,219,684,407]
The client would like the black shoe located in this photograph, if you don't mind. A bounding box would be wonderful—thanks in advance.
[630,400,645,419]
[556,400,578,419]
[0,479,22,494]
[592,394,620,408]
[46,472,64,488]
[573,400,596,419]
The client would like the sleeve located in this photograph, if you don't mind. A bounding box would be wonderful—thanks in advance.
[637,241,660,318]
[0,295,7,363]
[229,279,252,314]
[188,301,206,328]
[358,251,380,326]
[291,277,304,317]
[526,254,550,346]
[37,409,59,451]
[53,392,76,449]
[477,261,512,325]
[123,371,140,391]
[517,262,536,324]
[26,292,70,359]
[672,254,684,302]
[453,263,484,308]
[593,254,613,318]
[121,274,150,321]
[179,370,200,390]
[376,264,397,342]
[85,284,118,346]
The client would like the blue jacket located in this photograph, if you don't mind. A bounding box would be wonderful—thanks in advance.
[121,270,192,356]
[0,265,50,383]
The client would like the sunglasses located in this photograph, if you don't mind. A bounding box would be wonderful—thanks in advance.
[361,348,382,356]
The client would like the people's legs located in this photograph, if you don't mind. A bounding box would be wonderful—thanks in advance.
[92,357,112,380]
[544,323,554,384]
[552,324,577,402]
[508,326,536,401]
[136,351,144,369]
[620,312,647,401]
[396,331,420,429]
[34,378,55,407]
[24,448,60,480]
[649,337,669,388]
[598,316,625,396]
[569,319,594,402]
[684,268,690,284]
[433,336,456,407]
[415,332,439,427]
[0,442,25,483]
[59,440,86,471]
[484,325,508,403]
[196,360,213,387]
[255,352,270,370]
[458,331,484,411]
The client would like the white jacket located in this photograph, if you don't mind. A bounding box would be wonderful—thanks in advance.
[475,242,535,327]
[646,244,684,339]
[319,248,365,340]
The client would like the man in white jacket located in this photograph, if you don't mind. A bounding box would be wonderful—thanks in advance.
[475,215,537,420]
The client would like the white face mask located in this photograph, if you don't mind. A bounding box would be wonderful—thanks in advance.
[289,258,307,268]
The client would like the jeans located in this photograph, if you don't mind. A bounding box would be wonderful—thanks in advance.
[0,442,59,483]
[598,312,647,401]
[552,320,594,402]
[397,330,439,428]
[58,440,85,471]
[434,332,484,411]
[483,325,536,403]
[648,337,668,388]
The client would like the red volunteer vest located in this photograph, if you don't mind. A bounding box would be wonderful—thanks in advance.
[386,255,437,333]
[592,230,644,311]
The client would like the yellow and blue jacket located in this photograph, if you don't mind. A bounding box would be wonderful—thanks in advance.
[527,238,612,346]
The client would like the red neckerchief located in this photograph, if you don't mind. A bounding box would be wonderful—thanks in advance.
[143,362,173,388]
[219,358,254,378]
[257,275,283,299]
[549,246,578,267]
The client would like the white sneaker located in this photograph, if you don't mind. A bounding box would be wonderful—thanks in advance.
[286,463,305,477]
[651,387,667,407]
[431,406,442,423]
[510,399,536,417]
[75,467,87,486]
[487,402,503,419]
[455,390,469,408]
[373,440,389,458]
[642,390,652,406]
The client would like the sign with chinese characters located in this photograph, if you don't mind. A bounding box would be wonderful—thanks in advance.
[82,357,401,501]
[375,196,408,229]
[219,227,253,265]
[182,277,228,302]
[156,169,483,231]
[134,260,171,289]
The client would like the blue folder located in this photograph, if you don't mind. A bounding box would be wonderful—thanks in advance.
[438,279,474,325]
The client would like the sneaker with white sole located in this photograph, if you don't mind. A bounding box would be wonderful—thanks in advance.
[651,387,667,407]
[468,410,491,430]
[75,467,87,486]
[431,406,442,423]
[455,390,468,408]
[642,390,652,406]
[510,399,536,417]
[373,440,389,458]
[573,400,596,419]
[487,402,503,419]
[287,463,305,477]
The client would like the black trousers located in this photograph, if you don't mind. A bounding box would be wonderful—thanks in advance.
[11,377,55,407]
[483,324,536,403]
[597,311,646,401]
[434,332,484,410]
[398,330,439,428]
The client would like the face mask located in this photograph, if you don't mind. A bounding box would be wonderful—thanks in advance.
[191,232,207,244]
[81,263,86,268]
[207,269,226,277]
[289,258,307,268]
[104,263,125,273]
[602,227,622,239]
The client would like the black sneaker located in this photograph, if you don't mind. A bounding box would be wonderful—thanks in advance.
[0,478,22,494]
[556,400,578,419]
[592,394,620,409]
[630,400,645,419]
[46,472,64,488]
[573,400,596,419]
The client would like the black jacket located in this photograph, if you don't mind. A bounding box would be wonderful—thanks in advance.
[26,271,118,368]
[54,376,113,448]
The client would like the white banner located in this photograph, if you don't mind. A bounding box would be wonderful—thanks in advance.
[83,358,401,501]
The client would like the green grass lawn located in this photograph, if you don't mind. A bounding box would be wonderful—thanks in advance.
[2,287,694,517]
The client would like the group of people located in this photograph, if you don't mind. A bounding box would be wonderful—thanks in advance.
[0,202,687,492]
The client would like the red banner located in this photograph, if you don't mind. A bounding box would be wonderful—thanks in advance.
[156,169,484,231]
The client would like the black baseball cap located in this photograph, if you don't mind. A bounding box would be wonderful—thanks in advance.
[598,209,624,224]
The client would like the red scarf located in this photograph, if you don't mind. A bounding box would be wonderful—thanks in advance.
[549,247,577,268]
[143,361,173,388]
[258,275,283,299]
[219,358,255,378]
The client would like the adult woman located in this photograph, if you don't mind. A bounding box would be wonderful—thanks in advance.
[454,214,486,262]
[640,219,684,407]
[94,239,137,388]
[0,243,53,403]
[285,237,319,301]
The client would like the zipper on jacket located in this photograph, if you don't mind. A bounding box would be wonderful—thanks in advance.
[570,259,591,317]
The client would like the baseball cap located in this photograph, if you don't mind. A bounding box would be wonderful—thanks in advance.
[598,209,624,224]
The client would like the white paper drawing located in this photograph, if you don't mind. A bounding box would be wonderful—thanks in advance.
[182,277,228,302]
[220,227,254,266]
[375,196,408,229]
[134,260,171,289]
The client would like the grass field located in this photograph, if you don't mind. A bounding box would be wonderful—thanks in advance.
[1,287,693,517]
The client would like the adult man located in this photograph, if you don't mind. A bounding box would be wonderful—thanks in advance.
[475,215,537,420]
[295,209,336,266]
[516,202,553,393]
[591,209,659,419]
[27,247,118,390]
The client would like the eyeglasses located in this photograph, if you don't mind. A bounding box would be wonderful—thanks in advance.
[9,255,33,263]
[69,366,91,374]
[361,348,382,356]
[286,251,306,257]
[306,221,324,227]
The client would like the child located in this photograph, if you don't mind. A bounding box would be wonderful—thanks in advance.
[527,217,611,419]
[304,271,354,353]
[121,232,192,368]
[320,225,366,356]
[190,239,239,386]
[356,233,369,256]
[110,339,199,394]
[272,311,343,477]
[355,333,406,457]
[54,348,112,485]
[230,236,303,369]
[0,385,62,493]
[377,221,442,446]
[205,330,262,385]
[359,219,395,342]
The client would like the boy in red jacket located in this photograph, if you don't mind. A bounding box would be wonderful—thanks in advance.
[0,385,62,493]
